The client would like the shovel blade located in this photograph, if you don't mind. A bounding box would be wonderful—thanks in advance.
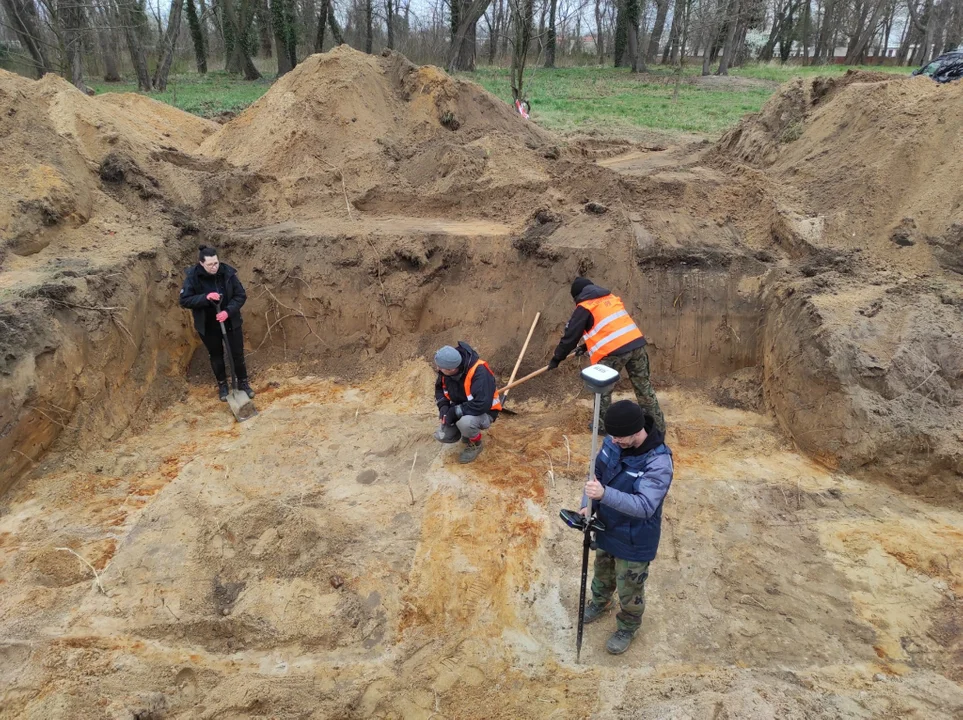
[226,390,257,422]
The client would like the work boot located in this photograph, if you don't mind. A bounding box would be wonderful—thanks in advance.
[605,628,636,655]
[217,381,229,402]
[237,379,255,399]
[434,425,461,444]
[582,600,612,624]
[459,438,483,464]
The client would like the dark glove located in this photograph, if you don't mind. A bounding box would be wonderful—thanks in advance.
[547,358,561,370]
[444,405,459,426]
[438,403,451,421]
[574,345,586,358]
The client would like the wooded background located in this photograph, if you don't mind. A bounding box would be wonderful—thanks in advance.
[2,0,960,94]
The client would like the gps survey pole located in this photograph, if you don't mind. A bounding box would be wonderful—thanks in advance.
[560,364,620,663]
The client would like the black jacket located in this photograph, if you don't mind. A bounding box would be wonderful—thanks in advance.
[179,263,246,336]
[552,283,645,363]
[434,341,500,421]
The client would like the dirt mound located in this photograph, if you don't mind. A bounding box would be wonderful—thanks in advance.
[0,70,214,260]
[713,71,963,499]
[200,47,558,223]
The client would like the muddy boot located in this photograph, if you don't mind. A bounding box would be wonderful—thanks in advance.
[434,424,461,444]
[605,628,635,655]
[582,600,612,625]
[237,379,255,399]
[459,438,483,463]
[217,381,229,402]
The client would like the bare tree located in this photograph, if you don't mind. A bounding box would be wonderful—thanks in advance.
[449,0,491,71]
[115,0,154,89]
[1,0,54,77]
[272,0,298,72]
[385,0,394,47]
[185,0,208,71]
[509,0,533,99]
[153,0,184,90]
[545,0,557,65]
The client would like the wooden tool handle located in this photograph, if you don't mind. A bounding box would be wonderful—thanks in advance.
[498,365,549,394]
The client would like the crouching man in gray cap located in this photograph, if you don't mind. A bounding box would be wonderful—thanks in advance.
[433,341,502,463]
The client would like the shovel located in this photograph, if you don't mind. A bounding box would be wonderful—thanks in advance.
[216,302,257,422]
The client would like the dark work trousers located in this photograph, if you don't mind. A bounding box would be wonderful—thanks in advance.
[200,325,248,384]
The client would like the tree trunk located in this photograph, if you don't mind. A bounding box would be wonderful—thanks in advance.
[801,0,810,62]
[224,0,262,78]
[364,0,373,52]
[255,0,273,56]
[153,0,184,91]
[844,0,885,64]
[116,0,154,90]
[614,0,628,66]
[813,0,836,63]
[385,0,394,48]
[59,0,90,92]
[545,0,557,67]
[315,0,329,49]
[97,5,122,81]
[662,1,679,63]
[595,0,605,64]
[186,0,208,72]
[328,0,344,44]
[1,0,54,77]
[626,0,640,71]
[272,0,297,73]
[716,0,740,74]
[510,0,534,100]
[645,0,670,63]
[447,0,490,72]
[488,0,501,64]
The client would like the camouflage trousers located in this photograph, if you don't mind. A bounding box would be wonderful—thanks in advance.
[590,549,650,633]
[599,345,665,433]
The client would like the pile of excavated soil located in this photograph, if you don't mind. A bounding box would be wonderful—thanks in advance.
[199,48,564,224]
[713,72,963,500]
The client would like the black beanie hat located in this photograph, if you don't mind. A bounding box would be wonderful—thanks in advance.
[604,400,652,437]
[571,277,593,299]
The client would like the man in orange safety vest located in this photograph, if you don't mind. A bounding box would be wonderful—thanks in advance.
[548,278,665,434]
[433,342,502,463]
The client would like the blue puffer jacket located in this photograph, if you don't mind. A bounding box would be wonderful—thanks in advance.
[587,436,674,562]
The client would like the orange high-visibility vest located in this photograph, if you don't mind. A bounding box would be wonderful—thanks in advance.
[442,359,503,411]
[577,295,644,364]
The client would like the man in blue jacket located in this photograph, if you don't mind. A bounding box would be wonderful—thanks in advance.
[581,399,673,654]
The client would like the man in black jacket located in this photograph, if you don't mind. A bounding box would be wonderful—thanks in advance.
[433,342,502,464]
[548,277,664,434]
[179,245,254,401]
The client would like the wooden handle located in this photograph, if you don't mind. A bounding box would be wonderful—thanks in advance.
[503,312,540,400]
[498,365,549,394]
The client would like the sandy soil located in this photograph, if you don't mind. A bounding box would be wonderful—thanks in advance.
[1,366,960,718]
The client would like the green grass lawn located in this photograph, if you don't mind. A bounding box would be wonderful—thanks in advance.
[466,66,774,137]
[86,60,914,140]
[88,71,273,117]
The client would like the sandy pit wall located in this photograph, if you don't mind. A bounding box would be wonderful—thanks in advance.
[1,228,767,496]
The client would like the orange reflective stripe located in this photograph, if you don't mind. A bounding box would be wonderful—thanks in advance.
[465,359,503,411]
[577,295,644,364]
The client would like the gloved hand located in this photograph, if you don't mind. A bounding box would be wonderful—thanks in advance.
[444,405,459,427]
[574,346,586,358]
[216,311,228,323]
[207,292,221,302]
[547,358,560,370]
[438,403,451,422]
